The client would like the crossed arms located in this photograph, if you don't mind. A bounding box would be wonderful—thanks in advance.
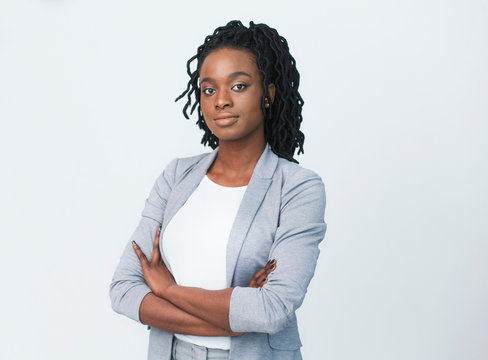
[109,158,326,336]
[130,226,276,336]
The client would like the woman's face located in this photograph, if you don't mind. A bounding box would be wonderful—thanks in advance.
[199,47,274,146]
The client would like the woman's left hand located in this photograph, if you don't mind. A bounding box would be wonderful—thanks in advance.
[132,227,175,298]
[248,259,276,288]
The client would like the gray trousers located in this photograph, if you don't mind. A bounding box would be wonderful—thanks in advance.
[171,337,230,360]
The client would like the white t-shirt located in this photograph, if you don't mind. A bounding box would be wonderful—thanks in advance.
[162,175,247,350]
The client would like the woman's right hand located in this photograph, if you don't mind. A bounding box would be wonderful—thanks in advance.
[248,259,276,288]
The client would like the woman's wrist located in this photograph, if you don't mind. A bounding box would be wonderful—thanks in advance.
[156,283,177,299]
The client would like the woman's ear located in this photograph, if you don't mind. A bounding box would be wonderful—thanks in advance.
[267,83,276,104]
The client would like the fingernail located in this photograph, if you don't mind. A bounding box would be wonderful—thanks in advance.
[262,277,267,282]
[266,260,272,265]
[270,264,276,270]
[271,259,276,264]
[132,241,136,246]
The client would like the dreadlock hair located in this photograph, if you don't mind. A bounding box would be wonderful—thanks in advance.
[175,20,305,163]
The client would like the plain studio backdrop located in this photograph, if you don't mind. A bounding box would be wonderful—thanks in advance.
[0,0,486,359]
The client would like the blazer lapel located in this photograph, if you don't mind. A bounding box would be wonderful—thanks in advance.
[161,149,218,234]
[159,149,218,271]
[226,145,278,286]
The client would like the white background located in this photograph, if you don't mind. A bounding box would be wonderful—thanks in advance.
[1,0,487,359]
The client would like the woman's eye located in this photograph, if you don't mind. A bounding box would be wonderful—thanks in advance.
[202,88,215,95]
[232,83,247,91]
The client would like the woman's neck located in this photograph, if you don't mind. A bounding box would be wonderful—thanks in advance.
[206,138,266,187]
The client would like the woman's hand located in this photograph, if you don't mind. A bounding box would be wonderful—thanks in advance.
[248,259,276,288]
[132,227,175,298]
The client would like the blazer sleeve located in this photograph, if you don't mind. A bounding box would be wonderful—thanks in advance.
[109,158,178,323]
[229,168,327,334]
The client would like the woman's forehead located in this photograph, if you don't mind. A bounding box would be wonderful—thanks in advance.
[200,48,258,78]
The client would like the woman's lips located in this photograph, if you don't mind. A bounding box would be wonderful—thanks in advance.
[214,115,239,126]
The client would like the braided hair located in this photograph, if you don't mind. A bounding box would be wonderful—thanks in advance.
[175,20,305,163]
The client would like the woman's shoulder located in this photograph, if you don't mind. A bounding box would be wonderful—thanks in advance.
[272,157,326,220]
[275,157,325,186]
[158,150,215,183]
[273,157,326,209]
[172,151,212,170]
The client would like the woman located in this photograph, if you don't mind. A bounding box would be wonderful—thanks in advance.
[110,20,327,360]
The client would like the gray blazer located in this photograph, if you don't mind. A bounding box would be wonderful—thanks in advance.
[110,144,327,360]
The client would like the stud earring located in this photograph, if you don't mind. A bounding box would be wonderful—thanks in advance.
[265,97,270,109]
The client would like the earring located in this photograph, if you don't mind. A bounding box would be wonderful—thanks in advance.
[265,97,270,109]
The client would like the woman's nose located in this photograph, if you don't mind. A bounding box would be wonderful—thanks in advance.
[215,89,232,109]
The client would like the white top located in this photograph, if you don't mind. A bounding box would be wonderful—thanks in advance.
[162,175,247,350]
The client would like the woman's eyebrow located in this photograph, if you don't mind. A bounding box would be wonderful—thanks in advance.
[229,71,252,79]
[200,71,252,84]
